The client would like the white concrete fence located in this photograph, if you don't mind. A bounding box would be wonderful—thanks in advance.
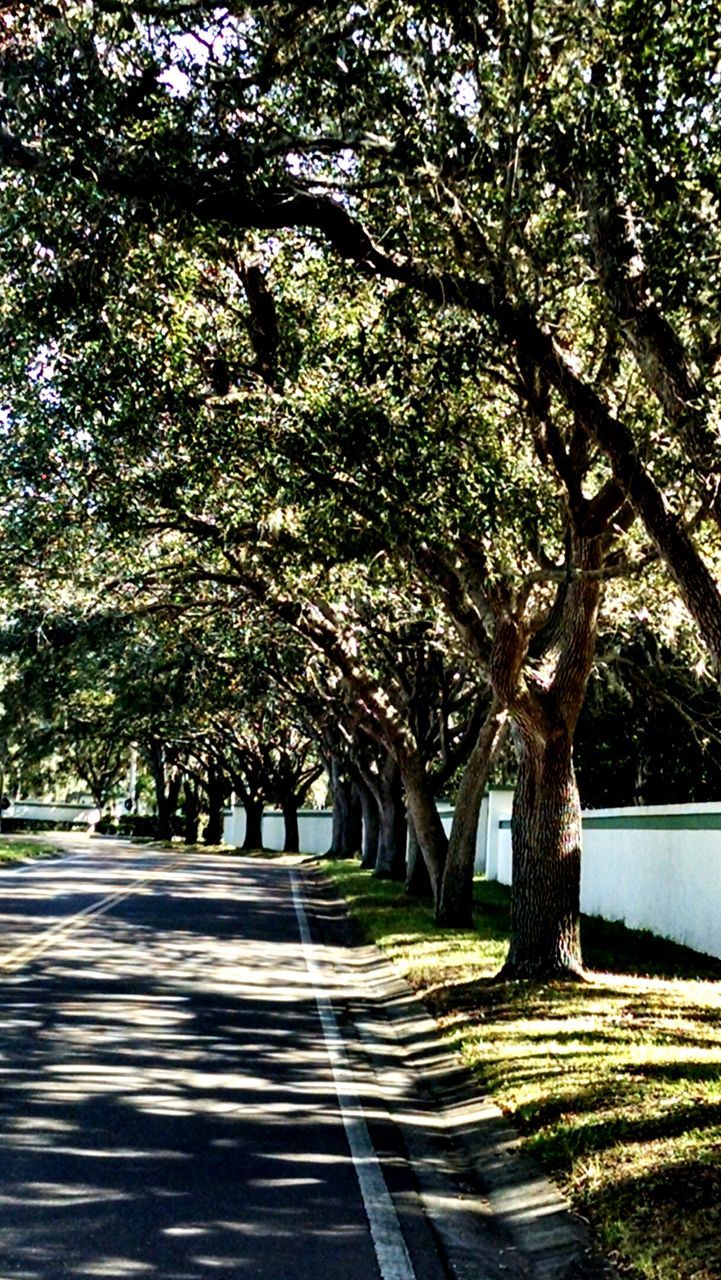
[4,800,101,828]
[225,790,721,962]
[496,800,721,962]
[9,793,720,959]
[222,788,516,866]
[223,807,334,855]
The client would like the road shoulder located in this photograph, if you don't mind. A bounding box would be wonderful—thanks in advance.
[300,862,619,1280]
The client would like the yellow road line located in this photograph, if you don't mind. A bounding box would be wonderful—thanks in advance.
[0,857,185,973]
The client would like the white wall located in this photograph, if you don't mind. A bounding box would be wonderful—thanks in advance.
[438,804,454,838]
[226,794,721,960]
[224,799,501,865]
[292,811,334,855]
[6,801,101,828]
[480,789,514,877]
[495,800,721,961]
[223,807,245,848]
[223,807,333,855]
[261,812,285,851]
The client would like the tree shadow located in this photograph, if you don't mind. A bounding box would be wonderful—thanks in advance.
[578,1155,721,1280]
[0,861,387,1279]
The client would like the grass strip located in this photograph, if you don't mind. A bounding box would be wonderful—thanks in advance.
[322,860,721,1280]
[0,838,61,865]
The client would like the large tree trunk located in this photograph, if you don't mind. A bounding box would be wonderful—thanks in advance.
[374,756,407,881]
[89,779,108,830]
[182,779,201,845]
[395,749,448,903]
[242,798,264,850]
[326,757,361,857]
[88,779,108,814]
[148,743,181,843]
[156,781,180,842]
[357,777,380,869]
[436,706,509,927]
[499,724,584,980]
[405,816,432,899]
[204,760,226,846]
[282,798,300,853]
[490,536,602,980]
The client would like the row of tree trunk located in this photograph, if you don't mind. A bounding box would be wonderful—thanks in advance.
[326,721,590,981]
[143,737,317,853]
[146,694,591,986]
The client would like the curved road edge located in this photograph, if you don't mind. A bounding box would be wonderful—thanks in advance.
[298,862,620,1280]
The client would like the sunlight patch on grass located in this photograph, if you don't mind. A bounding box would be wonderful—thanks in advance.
[323,858,721,1280]
[0,839,60,865]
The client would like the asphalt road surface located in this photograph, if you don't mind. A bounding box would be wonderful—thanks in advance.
[0,841,524,1280]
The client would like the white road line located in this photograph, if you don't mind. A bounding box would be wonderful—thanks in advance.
[290,872,416,1280]
[0,858,183,972]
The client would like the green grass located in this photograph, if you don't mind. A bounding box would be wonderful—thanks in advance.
[323,860,721,1280]
[0,838,61,865]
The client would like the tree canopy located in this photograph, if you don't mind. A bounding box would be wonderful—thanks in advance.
[1,1,720,977]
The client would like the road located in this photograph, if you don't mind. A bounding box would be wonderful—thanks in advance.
[0,841,526,1280]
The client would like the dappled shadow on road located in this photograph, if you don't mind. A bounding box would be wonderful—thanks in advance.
[0,861,382,1280]
[299,871,602,1280]
[0,848,166,951]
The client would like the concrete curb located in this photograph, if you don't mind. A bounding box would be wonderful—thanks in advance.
[301,863,619,1280]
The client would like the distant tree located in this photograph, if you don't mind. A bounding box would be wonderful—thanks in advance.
[0,614,132,815]
[576,621,721,808]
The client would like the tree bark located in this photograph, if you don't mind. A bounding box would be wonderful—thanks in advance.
[357,777,380,869]
[436,706,509,927]
[374,757,407,881]
[148,742,181,843]
[326,757,361,857]
[156,781,180,842]
[203,759,226,846]
[282,798,300,853]
[499,724,584,979]
[242,798,264,850]
[405,816,433,899]
[489,535,603,980]
[182,779,201,845]
[395,748,448,902]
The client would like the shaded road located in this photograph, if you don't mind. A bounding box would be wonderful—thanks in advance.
[0,844,518,1280]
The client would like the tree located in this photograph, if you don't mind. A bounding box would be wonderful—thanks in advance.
[576,614,721,809]
[0,183,622,971]
[3,0,720,671]
[0,612,132,815]
[3,3,713,974]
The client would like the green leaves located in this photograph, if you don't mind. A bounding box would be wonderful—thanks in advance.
[0,0,718,799]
